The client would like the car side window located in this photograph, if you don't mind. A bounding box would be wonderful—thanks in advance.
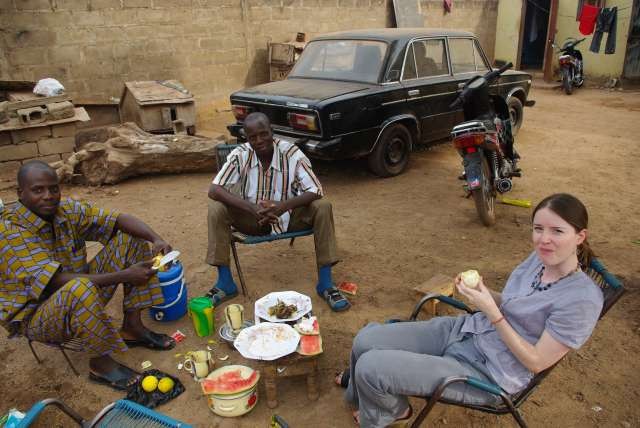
[402,43,417,80]
[449,38,485,74]
[413,39,448,78]
[473,40,490,72]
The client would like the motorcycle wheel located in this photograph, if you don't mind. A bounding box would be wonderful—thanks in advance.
[471,155,496,227]
[562,69,573,95]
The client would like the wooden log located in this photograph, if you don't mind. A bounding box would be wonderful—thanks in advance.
[53,122,226,185]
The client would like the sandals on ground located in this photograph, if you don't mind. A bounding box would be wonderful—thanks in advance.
[206,286,239,306]
[123,330,176,350]
[320,286,351,312]
[89,365,141,391]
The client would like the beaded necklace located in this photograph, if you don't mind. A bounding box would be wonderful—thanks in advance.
[530,264,580,292]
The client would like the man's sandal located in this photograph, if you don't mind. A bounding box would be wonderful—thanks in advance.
[89,365,141,391]
[123,330,176,350]
[206,287,238,306]
[320,286,351,312]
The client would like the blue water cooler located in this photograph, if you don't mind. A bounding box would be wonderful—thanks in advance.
[149,261,188,322]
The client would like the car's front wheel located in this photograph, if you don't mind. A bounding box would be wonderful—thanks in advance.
[368,123,412,177]
[507,97,524,136]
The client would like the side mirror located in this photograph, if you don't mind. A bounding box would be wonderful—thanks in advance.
[387,70,400,81]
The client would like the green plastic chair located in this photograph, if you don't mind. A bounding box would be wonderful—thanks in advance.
[402,258,624,428]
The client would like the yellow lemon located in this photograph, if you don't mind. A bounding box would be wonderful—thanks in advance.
[158,377,175,393]
[141,375,159,392]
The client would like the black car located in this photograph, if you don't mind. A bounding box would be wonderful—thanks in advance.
[228,28,533,177]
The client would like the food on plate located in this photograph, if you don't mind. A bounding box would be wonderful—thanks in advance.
[294,316,320,335]
[460,269,481,289]
[201,367,260,395]
[337,281,358,295]
[298,335,323,356]
[267,299,298,319]
[141,375,159,392]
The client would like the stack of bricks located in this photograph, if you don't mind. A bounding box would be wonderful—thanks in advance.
[0,122,76,176]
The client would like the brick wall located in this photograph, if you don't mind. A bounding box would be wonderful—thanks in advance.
[1,0,498,122]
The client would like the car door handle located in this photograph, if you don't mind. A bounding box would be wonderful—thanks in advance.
[408,89,420,97]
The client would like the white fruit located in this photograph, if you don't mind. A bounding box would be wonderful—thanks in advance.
[461,270,480,289]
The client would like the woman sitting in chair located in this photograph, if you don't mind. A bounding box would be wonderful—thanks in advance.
[336,193,604,427]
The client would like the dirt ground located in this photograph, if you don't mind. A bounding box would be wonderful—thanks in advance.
[1,85,639,428]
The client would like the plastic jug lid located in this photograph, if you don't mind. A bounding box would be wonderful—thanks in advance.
[189,296,213,310]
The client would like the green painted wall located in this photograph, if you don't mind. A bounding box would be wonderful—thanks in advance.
[555,0,633,78]
[494,0,524,65]
[494,0,634,78]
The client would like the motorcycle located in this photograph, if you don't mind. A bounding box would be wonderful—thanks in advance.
[449,62,521,227]
[554,38,585,95]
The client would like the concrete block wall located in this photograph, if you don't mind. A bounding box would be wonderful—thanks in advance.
[1,0,498,123]
[0,123,77,171]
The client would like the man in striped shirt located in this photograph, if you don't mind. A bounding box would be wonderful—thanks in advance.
[206,112,350,311]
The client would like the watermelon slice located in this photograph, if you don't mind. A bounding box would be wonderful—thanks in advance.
[298,334,323,356]
[201,366,260,395]
[338,281,358,296]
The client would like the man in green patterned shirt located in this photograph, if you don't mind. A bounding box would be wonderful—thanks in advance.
[0,161,175,390]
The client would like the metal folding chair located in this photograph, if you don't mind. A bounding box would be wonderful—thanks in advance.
[17,398,192,427]
[27,337,83,376]
[215,143,315,296]
[403,258,625,428]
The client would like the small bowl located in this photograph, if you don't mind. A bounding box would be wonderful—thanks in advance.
[219,320,254,346]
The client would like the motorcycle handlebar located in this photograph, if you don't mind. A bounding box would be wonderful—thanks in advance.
[448,62,513,109]
[449,97,463,109]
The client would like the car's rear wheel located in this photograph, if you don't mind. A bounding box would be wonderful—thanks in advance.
[368,123,412,177]
[507,97,524,136]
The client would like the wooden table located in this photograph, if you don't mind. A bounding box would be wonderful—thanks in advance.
[412,273,456,316]
[257,352,319,408]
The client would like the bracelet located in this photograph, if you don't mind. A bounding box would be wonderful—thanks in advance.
[491,315,505,325]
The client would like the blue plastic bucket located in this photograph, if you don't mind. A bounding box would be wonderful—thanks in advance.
[157,262,184,302]
[150,280,187,322]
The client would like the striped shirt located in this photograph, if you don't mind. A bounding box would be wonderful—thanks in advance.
[213,139,323,234]
[0,199,119,332]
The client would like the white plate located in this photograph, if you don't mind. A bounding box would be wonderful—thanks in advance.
[254,291,312,323]
[233,322,300,361]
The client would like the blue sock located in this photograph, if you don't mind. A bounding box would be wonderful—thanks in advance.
[214,265,238,295]
[316,265,333,295]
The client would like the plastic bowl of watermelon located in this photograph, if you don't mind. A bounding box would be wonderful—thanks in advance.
[201,365,260,417]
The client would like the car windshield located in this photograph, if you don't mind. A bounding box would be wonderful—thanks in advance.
[289,40,388,84]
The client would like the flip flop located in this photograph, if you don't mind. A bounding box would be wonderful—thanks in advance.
[386,405,413,428]
[319,286,351,312]
[123,330,175,351]
[206,286,238,306]
[89,365,141,391]
[335,370,350,388]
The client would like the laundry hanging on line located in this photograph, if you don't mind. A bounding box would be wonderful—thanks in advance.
[578,3,600,35]
[590,6,618,54]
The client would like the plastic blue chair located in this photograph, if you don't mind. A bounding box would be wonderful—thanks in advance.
[399,258,625,428]
[17,398,192,427]
[216,143,315,296]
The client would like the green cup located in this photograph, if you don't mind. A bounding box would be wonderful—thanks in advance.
[188,297,215,337]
